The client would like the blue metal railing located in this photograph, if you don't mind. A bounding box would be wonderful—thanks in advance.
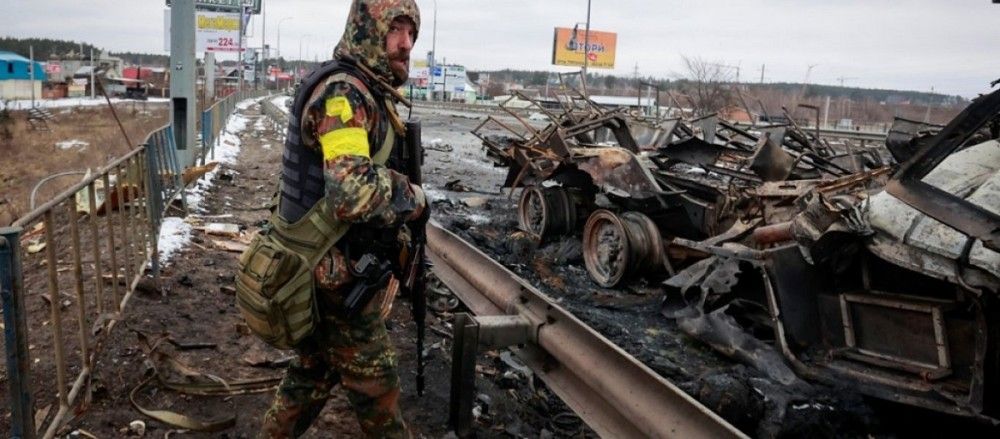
[200,90,271,166]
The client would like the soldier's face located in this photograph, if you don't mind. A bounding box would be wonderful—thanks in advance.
[385,17,415,83]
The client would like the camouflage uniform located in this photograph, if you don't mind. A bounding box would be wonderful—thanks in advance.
[260,1,422,437]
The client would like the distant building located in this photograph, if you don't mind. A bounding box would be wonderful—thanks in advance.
[719,105,758,124]
[0,51,46,100]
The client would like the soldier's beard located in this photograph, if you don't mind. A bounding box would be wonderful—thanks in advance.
[387,51,410,86]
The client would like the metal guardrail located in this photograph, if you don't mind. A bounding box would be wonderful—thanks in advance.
[1,90,264,438]
[200,90,272,166]
[427,223,748,439]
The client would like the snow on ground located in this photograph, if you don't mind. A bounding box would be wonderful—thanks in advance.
[184,96,273,211]
[156,96,259,263]
[185,109,251,211]
[56,139,89,150]
[1,97,170,111]
[157,217,194,266]
[270,95,291,115]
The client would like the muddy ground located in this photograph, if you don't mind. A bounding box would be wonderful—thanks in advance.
[4,97,999,438]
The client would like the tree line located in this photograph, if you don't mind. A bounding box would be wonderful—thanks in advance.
[0,37,169,66]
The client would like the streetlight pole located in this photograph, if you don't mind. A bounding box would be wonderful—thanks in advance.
[277,17,292,60]
[298,33,312,82]
[427,0,437,101]
[276,17,291,87]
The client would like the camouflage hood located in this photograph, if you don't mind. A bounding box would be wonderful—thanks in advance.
[335,0,420,86]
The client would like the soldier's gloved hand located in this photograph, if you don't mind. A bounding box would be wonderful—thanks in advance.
[406,184,430,224]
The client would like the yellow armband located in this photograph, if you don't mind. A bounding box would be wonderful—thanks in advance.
[320,128,369,160]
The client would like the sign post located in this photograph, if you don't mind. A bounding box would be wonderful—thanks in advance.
[169,0,197,167]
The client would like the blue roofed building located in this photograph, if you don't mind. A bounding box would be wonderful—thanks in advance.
[0,51,47,100]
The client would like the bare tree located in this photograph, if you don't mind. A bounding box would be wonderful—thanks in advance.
[681,56,735,116]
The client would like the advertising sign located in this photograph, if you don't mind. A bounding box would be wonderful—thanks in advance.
[551,27,617,69]
[164,10,243,52]
[408,64,466,94]
[166,0,262,15]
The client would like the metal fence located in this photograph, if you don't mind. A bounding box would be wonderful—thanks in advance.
[1,91,269,438]
[200,90,272,166]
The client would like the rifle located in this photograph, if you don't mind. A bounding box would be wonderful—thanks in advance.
[403,119,428,396]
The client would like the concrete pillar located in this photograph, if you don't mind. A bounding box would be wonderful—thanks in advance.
[169,0,197,168]
[205,52,216,100]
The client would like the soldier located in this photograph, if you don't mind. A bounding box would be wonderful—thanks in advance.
[258,0,424,437]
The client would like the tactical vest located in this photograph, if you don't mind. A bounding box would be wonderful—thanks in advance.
[235,60,400,350]
[280,59,396,223]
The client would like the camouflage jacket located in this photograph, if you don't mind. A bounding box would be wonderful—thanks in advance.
[299,0,423,229]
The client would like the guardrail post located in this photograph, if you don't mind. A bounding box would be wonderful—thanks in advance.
[449,313,479,437]
[1,227,35,439]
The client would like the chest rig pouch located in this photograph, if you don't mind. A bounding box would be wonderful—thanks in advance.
[235,60,396,350]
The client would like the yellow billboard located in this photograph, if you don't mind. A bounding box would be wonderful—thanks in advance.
[552,27,617,69]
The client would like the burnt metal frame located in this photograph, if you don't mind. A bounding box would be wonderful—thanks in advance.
[885,88,1000,251]
[839,292,953,377]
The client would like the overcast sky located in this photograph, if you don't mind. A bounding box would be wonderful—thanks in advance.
[5,0,999,97]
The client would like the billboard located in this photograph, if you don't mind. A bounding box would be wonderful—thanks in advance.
[166,0,262,15]
[408,64,467,94]
[164,10,243,52]
[551,27,617,69]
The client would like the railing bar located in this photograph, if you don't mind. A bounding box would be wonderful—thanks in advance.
[145,146,162,280]
[125,157,141,278]
[135,151,151,269]
[115,164,135,289]
[43,209,69,409]
[87,182,105,315]
[41,367,90,439]
[102,173,121,307]
[14,146,145,228]
[66,202,90,370]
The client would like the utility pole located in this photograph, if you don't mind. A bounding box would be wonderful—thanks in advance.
[260,0,265,90]
[924,86,935,123]
[760,64,765,84]
[238,4,246,91]
[277,16,291,82]
[297,33,312,82]
[90,48,96,99]
[582,0,592,93]
[823,95,831,129]
[836,76,858,87]
[29,45,35,107]
[428,0,437,101]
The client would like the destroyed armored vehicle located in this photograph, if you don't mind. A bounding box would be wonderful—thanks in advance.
[475,82,887,289]
[663,88,1000,422]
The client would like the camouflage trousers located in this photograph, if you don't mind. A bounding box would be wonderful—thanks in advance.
[259,251,408,438]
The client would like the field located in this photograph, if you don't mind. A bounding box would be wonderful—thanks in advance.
[0,101,168,226]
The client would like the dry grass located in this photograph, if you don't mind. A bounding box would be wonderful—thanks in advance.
[0,103,169,223]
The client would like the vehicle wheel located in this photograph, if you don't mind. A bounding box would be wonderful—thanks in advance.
[583,210,664,287]
[518,186,576,242]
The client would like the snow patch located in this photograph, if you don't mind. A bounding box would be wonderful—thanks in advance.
[1,97,169,111]
[465,213,491,224]
[56,139,89,150]
[270,95,291,115]
[157,217,193,266]
[184,97,255,211]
